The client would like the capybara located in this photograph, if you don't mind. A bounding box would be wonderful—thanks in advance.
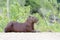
[4,16,38,32]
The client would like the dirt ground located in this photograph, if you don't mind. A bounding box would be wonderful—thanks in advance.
[0,32,60,40]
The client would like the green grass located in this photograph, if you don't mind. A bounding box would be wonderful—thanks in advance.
[0,13,60,32]
[0,1,60,32]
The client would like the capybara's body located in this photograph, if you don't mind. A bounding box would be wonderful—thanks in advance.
[5,16,38,32]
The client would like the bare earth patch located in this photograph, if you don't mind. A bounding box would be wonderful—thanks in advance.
[0,32,60,40]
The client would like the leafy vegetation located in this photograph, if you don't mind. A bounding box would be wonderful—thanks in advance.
[0,0,60,32]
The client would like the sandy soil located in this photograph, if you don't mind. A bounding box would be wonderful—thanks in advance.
[0,32,60,40]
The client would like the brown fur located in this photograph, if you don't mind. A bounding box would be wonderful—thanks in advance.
[4,16,38,32]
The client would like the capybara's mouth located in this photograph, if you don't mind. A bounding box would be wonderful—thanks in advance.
[35,19,38,23]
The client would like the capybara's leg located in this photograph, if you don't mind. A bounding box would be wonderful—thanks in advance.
[26,27,40,32]
[26,26,34,32]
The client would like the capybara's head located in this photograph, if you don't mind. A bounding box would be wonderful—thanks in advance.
[27,16,38,23]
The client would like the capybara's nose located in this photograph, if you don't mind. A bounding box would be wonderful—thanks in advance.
[36,18,38,22]
[35,19,38,23]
